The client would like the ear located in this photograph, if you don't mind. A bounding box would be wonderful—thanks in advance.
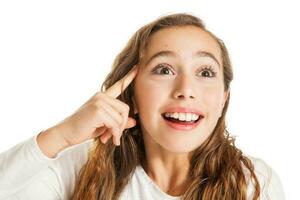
[223,90,229,109]
[131,96,138,114]
[219,90,229,117]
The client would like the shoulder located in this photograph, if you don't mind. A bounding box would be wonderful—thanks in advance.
[244,155,285,200]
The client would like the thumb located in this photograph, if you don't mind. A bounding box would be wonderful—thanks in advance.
[125,117,137,129]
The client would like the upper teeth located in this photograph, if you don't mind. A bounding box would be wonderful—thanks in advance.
[163,112,200,122]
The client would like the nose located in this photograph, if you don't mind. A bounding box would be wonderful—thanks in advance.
[172,75,196,100]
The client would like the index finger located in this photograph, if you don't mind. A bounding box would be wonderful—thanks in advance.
[105,65,139,98]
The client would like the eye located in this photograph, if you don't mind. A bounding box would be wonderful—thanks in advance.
[152,64,175,75]
[198,65,217,78]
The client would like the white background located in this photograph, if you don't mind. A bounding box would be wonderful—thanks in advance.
[0,0,299,199]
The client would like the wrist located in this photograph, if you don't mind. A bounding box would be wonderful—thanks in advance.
[37,125,70,158]
[49,124,70,149]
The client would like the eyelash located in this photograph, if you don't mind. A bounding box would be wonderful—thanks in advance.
[152,64,217,78]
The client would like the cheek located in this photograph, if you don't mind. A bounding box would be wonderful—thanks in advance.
[202,87,225,117]
[134,77,170,134]
[134,76,170,113]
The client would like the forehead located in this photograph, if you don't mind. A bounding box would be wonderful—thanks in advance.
[141,26,222,66]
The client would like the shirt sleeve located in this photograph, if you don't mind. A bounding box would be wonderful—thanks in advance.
[0,131,93,200]
[247,156,285,200]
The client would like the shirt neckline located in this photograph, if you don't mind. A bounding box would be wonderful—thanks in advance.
[135,165,181,200]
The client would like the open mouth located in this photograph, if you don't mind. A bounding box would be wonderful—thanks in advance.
[161,112,204,131]
[161,113,203,124]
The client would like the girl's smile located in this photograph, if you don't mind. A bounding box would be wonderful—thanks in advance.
[161,106,205,131]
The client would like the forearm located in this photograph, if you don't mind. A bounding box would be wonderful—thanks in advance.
[37,125,70,158]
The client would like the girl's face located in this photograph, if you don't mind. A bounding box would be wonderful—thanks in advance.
[133,26,228,153]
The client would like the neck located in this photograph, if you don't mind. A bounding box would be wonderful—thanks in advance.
[141,139,191,196]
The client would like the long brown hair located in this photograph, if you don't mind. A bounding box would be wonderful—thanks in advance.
[72,13,260,200]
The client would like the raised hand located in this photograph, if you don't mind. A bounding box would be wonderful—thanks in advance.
[37,65,139,158]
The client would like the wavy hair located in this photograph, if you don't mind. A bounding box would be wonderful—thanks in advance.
[71,13,260,200]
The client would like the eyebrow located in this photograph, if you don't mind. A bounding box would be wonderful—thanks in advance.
[145,50,221,68]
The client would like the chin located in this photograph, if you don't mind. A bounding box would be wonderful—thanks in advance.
[159,139,201,154]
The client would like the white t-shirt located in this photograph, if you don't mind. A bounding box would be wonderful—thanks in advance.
[0,133,285,200]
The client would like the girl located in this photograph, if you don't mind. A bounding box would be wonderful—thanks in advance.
[0,13,285,200]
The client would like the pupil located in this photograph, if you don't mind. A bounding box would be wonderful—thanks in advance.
[203,71,209,77]
[162,68,170,74]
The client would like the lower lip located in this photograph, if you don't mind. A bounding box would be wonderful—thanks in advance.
[163,117,203,131]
